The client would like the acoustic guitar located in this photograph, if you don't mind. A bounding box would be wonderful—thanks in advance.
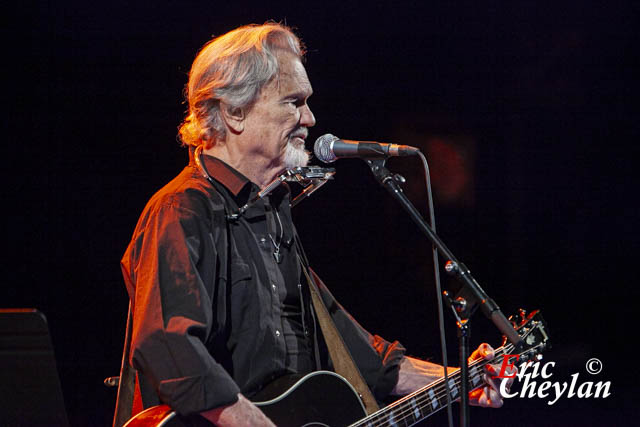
[125,310,549,427]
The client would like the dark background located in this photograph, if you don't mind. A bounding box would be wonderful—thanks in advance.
[5,1,639,425]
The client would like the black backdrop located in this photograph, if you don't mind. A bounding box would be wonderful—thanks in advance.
[5,1,638,425]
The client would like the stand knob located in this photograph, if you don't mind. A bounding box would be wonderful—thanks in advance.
[444,260,458,275]
[393,173,406,183]
[443,291,467,313]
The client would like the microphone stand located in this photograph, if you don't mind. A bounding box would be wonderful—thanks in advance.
[364,158,523,427]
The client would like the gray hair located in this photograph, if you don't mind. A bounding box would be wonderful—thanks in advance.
[178,23,305,148]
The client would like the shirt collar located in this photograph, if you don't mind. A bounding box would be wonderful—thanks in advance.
[200,153,251,197]
[190,146,291,211]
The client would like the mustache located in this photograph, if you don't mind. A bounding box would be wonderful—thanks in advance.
[289,129,308,140]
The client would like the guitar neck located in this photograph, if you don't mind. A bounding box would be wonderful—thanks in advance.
[351,344,513,427]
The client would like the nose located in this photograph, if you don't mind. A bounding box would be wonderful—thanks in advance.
[300,103,316,128]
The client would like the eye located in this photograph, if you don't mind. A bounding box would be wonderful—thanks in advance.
[286,98,305,107]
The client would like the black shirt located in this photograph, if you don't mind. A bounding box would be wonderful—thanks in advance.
[121,150,406,416]
[199,155,316,376]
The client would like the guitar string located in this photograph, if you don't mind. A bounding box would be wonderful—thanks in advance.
[357,319,546,427]
[354,356,492,427]
[370,345,512,427]
[385,321,546,427]
[354,346,509,427]
[351,317,544,426]
[368,343,519,427]
[351,344,514,427]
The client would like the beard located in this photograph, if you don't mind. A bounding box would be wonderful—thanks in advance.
[283,138,311,168]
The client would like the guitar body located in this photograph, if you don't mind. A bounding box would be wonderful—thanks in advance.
[253,371,366,426]
[124,371,367,427]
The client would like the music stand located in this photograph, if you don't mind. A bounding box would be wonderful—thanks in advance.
[0,308,69,426]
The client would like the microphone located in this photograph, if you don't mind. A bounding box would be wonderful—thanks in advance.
[314,133,420,163]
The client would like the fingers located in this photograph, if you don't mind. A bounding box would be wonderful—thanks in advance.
[469,385,504,408]
[469,387,483,404]
[483,365,501,391]
[486,361,517,387]
[501,364,517,391]
[480,343,495,360]
[467,343,518,409]
[484,363,516,395]
[469,343,495,362]
[481,385,504,408]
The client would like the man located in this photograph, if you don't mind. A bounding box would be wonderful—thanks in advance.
[120,23,512,426]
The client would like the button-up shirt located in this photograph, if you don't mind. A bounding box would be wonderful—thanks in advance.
[121,150,405,416]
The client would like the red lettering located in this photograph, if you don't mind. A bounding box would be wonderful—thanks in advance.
[494,354,519,379]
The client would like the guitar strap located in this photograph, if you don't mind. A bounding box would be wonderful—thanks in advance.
[295,238,380,415]
[112,302,134,427]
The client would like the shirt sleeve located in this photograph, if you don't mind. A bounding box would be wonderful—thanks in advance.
[121,194,240,415]
[310,269,406,400]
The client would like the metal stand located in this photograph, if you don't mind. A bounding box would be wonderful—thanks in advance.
[444,292,471,427]
[364,158,524,426]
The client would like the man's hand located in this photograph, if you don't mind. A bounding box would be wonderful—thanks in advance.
[468,343,516,408]
[200,393,275,427]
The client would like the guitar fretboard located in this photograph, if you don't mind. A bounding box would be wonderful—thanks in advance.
[350,344,513,427]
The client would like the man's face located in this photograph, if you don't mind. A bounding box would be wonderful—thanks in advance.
[242,51,316,170]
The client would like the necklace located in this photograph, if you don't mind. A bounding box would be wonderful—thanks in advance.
[197,144,284,262]
[269,207,284,264]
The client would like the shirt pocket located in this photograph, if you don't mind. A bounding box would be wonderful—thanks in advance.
[229,261,255,335]
[230,260,251,284]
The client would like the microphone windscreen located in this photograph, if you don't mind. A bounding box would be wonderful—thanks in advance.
[314,134,339,163]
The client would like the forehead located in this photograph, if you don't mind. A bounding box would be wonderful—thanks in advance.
[271,52,313,96]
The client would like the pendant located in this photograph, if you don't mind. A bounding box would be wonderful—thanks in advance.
[273,250,282,264]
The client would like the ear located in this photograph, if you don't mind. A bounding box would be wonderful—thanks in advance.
[220,101,246,134]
